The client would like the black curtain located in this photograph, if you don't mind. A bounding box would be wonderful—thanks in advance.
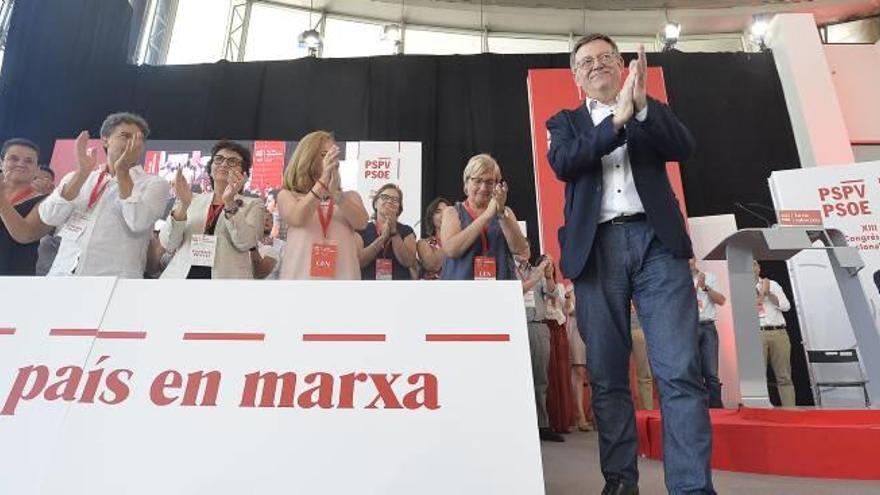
[0,1,811,405]
[0,0,132,156]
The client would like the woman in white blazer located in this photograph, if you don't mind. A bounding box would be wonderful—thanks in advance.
[160,140,264,279]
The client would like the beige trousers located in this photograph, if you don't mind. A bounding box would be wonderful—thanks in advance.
[761,329,795,407]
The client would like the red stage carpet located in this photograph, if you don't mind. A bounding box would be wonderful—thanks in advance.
[636,407,880,480]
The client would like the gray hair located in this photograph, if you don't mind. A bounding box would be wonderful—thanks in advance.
[99,112,150,139]
[570,33,620,70]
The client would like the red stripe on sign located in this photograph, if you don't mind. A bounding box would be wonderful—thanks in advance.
[302,333,386,342]
[97,331,147,340]
[425,334,510,342]
[840,179,865,183]
[0,327,15,335]
[183,332,265,341]
[50,328,99,337]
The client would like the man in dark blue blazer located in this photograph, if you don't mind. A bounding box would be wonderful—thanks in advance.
[547,34,715,495]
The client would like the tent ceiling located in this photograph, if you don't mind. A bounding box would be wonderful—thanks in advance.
[269,0,880,36]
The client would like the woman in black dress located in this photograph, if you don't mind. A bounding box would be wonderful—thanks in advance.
[0,139,53,275]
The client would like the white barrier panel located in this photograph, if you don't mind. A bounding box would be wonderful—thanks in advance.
[0,279,543,494]
[0,277,119,495]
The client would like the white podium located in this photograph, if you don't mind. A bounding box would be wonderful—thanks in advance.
[705,226,880,407]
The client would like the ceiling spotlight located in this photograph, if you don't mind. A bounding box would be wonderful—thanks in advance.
[660,21,680,51]
[750,17,770,50]
[664,22,681,41]
[298,28,322,55]
[751,19,769,40]
[381,23,402,43]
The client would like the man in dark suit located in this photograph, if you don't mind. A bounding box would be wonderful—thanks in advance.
[546,34,714,495]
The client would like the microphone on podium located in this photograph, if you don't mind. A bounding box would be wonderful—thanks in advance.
[733,202,774,228]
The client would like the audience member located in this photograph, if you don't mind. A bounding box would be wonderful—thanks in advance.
[159,140,263,279]
[440,154,528,280]
[416,196,450,280]
[356,183,417,280]
[277,131,368,280]
[0,138,53,275]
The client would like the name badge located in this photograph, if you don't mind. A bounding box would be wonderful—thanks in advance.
[310,242,338,279]
[190,234,218,267]
[376,258,393,280]
[58,210,94,241]
[474,256,497,280]
[524,289,537,309]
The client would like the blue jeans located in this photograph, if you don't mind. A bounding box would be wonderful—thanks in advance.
[574,221,715,494]
[698,321,723,408]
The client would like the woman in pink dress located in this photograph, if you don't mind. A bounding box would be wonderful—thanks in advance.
[277,131,368,280]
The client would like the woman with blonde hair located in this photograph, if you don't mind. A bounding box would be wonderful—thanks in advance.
[440,153,528,280]
[277,131,368,280]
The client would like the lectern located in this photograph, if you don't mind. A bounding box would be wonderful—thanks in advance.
[704,226,880,406]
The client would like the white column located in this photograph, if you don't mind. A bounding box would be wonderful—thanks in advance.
[766,14,854,167]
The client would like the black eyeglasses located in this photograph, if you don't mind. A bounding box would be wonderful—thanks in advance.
[378,193,401,204]
[574,52,617,72]
[468,177,499,189]
[213,155,243,169]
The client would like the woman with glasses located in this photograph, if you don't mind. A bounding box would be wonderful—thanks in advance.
[159,140,264,279]
[356,183,417,280]
[416,196,450,280]
[277,131,368,280]
[440,153,529,280]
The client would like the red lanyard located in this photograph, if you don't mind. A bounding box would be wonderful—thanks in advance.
[8,186,34,206]
[87,171,111,209]
[375,219,391,259]
[317,197,335,239]
[205,203,224,233]
[462,200,489,255]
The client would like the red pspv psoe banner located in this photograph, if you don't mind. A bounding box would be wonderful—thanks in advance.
[527,67,689,267]
[251,140,287,193]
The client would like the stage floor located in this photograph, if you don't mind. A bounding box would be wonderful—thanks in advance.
[541,429,880,495]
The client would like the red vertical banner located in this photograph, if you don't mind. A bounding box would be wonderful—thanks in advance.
[144,151,161,175]
[527,67,688,269]
[251,141,286,194]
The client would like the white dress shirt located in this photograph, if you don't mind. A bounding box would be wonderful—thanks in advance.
[39,166,170,278]
[586,97,648,223]
[757,278,790,327]
[694,271,719,322]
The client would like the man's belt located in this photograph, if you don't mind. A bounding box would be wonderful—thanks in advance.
[602,213,647,225]
[761,325,786,331]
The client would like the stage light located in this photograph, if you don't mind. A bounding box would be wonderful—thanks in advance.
[751,18,769,46]
[298,28,322,55]
[664,22,681,41]
[381,23,402,43]
[661,21,680,51]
